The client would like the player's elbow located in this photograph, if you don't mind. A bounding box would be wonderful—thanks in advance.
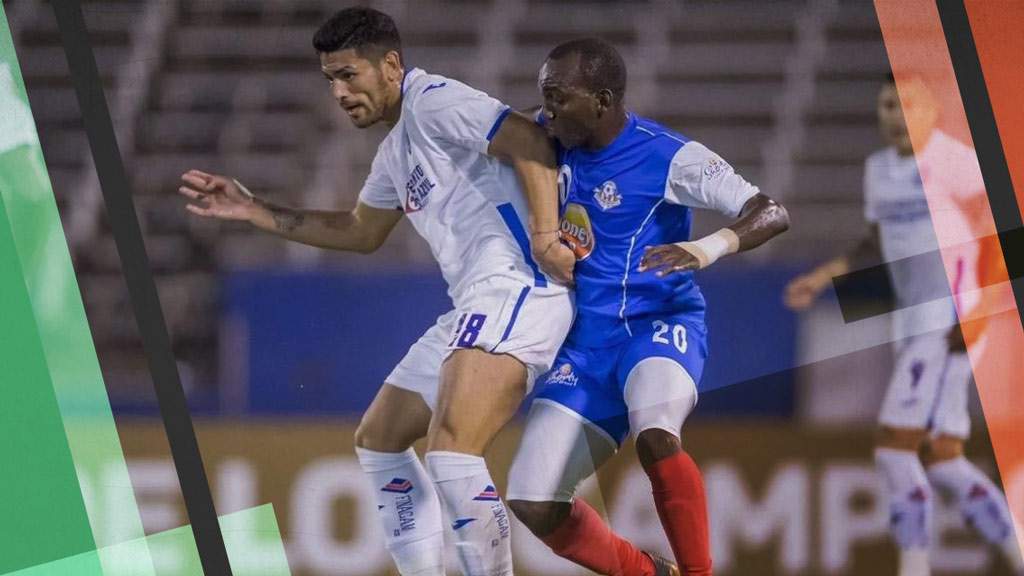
[759,195,790,237]
[773,200,791,235]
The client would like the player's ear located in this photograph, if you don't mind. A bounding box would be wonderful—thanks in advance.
[595,89,614,116]
[380,50,402,83]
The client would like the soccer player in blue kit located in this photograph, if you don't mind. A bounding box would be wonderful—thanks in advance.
[504,39,791,576]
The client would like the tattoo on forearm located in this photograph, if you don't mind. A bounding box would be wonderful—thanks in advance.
[270,206,306,232]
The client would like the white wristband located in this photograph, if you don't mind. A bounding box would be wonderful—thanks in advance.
[675,228,740,269]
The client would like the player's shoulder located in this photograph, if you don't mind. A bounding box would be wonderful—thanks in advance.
[403,68,487,116]
[630,115,692,163]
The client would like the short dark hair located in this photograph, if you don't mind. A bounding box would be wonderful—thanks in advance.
[313,6,403,63]
[547,37,627,104]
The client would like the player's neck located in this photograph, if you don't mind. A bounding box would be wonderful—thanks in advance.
[382,70,406,128]
[383,101,401,127]
[584,108,629,151]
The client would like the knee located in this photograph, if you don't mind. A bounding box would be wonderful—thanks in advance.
[425,414,461,452]
[507,499,570,538]
[875,425,928,452]
[635,428,682,469]
[356,415,419,452]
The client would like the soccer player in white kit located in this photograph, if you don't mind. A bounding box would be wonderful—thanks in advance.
[178,8,573,576]
[785,74,1022,576]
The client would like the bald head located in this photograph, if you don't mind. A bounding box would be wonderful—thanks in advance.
[545,37,627,106]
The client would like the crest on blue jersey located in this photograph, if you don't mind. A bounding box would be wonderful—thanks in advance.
[381,478,414,493]
[593,180,621,211]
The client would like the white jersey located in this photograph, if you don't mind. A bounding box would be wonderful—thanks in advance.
[863,130,987,326]
[358,68,550,297]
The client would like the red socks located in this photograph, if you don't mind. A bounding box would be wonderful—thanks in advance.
[646,451,713,576]
[539,451,713,576]
[540,498,655,576]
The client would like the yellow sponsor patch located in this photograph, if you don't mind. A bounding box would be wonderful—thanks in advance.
[560,203,595,260]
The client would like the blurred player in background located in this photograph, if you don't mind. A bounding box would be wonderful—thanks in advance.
[504,38,790,576]
[785,73,1023,576]
[178,7,574,576]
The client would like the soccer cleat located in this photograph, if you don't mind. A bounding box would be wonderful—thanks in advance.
[642,551,680,576]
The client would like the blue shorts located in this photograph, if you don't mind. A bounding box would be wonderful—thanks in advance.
[534,313,709,446]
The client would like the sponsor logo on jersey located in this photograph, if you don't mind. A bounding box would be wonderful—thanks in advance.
[452,518,476,530]
[560,203,595,260]
[593,180,621,210]
[545,363,579,387]
[473,485,501,502]
[703,155,729,180]
[381,478,414,494]
[405,164,435,212]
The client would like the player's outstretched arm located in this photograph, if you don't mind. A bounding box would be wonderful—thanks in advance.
[179,169,401,254]
[488,111,575,285]
[641,193,790,277]
[783,225,880,311]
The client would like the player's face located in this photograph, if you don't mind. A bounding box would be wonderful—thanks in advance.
[877,83,911,152]
[539,57,600,149]
[320,49,401,128]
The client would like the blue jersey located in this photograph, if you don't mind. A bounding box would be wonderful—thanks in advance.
[553,113,759,348]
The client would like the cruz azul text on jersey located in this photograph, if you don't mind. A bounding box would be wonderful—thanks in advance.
[405,163,435,212]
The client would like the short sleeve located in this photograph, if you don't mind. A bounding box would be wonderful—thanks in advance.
[415,83,511,154]
[664,141,760,217]
[357,148,401,211]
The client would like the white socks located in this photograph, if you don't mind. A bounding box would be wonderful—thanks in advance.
[355,447,445,576]
[876,448,933,576]
[927,456,1023,573]
[426,451,513,576]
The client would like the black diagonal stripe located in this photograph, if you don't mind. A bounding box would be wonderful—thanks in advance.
[832,230,1024,324]
[50,2,233,574]
[936,0,1024,318]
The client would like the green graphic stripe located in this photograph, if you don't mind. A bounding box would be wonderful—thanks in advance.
[5,504,292,576]
[1,6,292,574]
[0,5,154,574]
[0,152,101,573]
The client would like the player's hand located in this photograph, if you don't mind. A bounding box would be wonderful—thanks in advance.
[638,244,700,277]
[947,324,967,352]
[783,271,829,311]
[178,170,263,223]
[531,231,576,287]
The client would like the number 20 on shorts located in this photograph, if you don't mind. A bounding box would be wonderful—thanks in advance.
[451,313,487,348]
[652,320,688,353]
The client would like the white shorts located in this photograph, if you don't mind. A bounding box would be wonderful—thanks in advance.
[877,333,972,438]
[386,275,574,410]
